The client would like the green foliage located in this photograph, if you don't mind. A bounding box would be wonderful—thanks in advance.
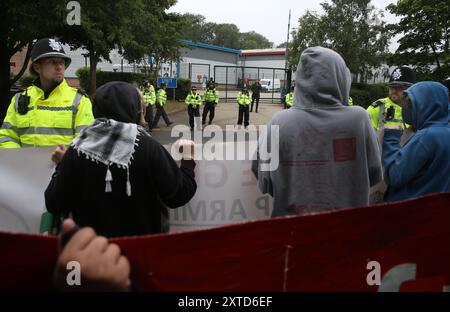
[350,83,388,108]
[58,0,182,96]
[180,13,273,49]
[174,78,191,101]
[76,68,189,100]
[387,0,450,79]
[288,0,390,82]
[239,31,273,50]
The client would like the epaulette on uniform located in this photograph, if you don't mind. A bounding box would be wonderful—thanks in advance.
[371,99,385,108]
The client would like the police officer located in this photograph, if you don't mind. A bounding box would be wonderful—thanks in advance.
[0,38,94,150]
[366,66,415,204]
[141,79,156,131]
[237,86,252,129]
[367,66,416,135]
[152,83,173,128]
[285,85,295,108]
[202,82,219,125]
[185,86,202,131]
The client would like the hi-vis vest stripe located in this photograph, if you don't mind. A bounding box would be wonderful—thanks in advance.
[12,91,83,136]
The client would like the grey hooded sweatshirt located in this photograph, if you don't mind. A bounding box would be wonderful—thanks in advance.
[253,47,383,217]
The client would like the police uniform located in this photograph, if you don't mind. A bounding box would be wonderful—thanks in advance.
[237,89,252,128]
[366,66,416,132]
[152,85,172,128]
[0,38,93,148]
[202,84,219,125]
[285,88,295,108]
[185,88,202,130]
[141,82,156,130]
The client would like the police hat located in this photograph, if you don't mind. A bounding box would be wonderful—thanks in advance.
[30,38,71,67]
[442,77,450,90]
[191,86,197,91]
[388,66,416,87]
[29,38,71,77]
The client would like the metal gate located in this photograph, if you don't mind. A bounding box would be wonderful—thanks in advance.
[213,66,288,104]
[188,63,211,89]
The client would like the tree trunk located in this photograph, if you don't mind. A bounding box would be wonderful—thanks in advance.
[11,41,32,85]
[89,53,98,100]
[0,44,12,126]
[430,44,441,69]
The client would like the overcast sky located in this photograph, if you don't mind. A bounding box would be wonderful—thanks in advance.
[169,0,401,49]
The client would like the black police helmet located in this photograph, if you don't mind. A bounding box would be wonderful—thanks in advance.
[29,38,71,76]
[388,66,416,87]
[442,77,450,91]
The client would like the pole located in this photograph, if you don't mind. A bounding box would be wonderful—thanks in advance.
[284,9,292,91]
[225,67,228,103]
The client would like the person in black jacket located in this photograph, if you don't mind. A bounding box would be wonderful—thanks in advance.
[250,81,262,113]
[45,81,197,237]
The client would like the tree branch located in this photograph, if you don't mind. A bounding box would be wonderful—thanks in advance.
[11,41,33,85]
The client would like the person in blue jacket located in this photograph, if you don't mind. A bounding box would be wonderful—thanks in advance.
[383,81,450,202]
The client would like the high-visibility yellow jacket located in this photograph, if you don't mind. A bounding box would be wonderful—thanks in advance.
[237,92,252,105]
[366,97,404,131]
[0,79,94,148]
[185,92,202,106]
[203,89,220,104]
[142,85,156,106]
[156,89,167,107]
[285,92,295,107]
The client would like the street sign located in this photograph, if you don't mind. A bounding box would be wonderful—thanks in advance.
[157,77,177,89]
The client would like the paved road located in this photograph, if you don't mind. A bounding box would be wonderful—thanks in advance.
[150,101,285,145]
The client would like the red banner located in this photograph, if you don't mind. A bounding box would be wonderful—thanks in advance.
[1,192,449,292]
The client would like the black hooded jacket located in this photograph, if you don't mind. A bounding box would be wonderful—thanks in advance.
[45,82,197,237]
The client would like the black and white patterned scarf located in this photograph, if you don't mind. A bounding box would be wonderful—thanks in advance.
[71,118,143,196]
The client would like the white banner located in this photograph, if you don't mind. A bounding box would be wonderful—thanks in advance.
[0,146,272,234]
[0,147,55,233]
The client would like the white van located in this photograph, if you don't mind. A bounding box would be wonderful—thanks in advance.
[260,79,281,92]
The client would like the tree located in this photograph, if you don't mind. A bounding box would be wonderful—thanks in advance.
[210,23,241,49]
[321,0,390,82]
[121,2,184,76]
[180,13,273,49]
[0,0,66,123]
[277,42,288,48]
[59,0,181,98]
[180,13,215,43]
[288,11,326,70]
[288,0,390,83]
[387,0,450,80]
[239,31,273,50]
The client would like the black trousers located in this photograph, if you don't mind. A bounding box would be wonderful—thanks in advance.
[202,102,216,124]
[145,105,153,130]
[188,105,200,129]
[251,95,260,112]
[237,105,249,127]
[152,105,171,127]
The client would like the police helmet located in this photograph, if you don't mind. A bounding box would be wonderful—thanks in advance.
[29,38,71,76]
[388,66,416,87]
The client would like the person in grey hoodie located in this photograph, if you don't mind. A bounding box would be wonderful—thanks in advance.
[252,47,383,217]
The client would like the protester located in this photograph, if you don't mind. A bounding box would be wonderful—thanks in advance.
[45,82,197,237]
[383,81,450,202]
[253,47,383,217]
[53,219,131,292]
